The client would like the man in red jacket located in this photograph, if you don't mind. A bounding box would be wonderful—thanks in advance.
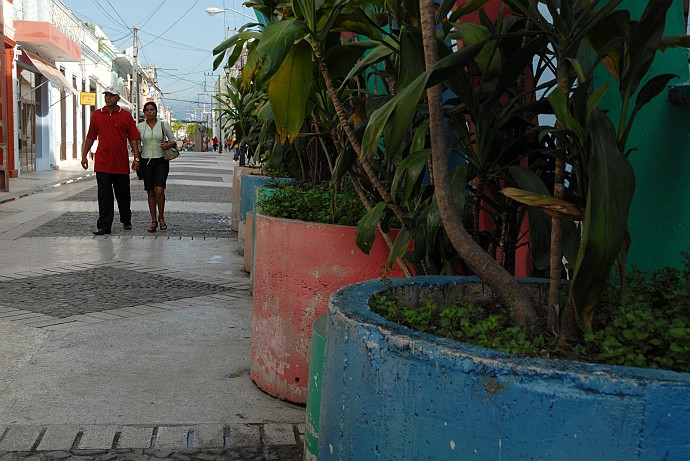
[81,87,141,235]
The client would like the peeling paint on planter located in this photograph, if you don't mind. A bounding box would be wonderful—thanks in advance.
[317,276,690,461]
[250,213,409,403]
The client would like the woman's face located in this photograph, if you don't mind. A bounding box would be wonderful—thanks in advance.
[144,105,157,120]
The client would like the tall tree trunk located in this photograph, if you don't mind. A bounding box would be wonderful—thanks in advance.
[420,0,537,326]
[315,53,409,231]
[330,127,413,278]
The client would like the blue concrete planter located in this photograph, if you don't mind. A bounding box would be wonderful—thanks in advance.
[318,276,690,461]
[237,175,292,256]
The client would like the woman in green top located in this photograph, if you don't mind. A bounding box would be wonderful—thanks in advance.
[136,101,176,232]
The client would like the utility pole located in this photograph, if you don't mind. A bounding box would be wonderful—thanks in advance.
[0,0,9,191]
[133,28,140,121]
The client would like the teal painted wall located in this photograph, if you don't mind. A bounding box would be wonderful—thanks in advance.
[598,0,690,270]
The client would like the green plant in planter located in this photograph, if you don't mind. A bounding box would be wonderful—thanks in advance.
[215,0,690,354]
[371,254,690,373]
[364,0,690,341]
[256,181,366,225]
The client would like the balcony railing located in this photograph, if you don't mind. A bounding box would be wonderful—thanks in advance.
[15,0,86,46]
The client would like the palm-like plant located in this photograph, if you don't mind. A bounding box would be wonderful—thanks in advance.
[214,0,689,342]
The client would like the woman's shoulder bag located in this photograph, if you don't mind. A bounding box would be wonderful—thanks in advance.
[161,122,180,161]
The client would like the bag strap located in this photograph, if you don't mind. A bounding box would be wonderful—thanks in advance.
[160,122,167,142]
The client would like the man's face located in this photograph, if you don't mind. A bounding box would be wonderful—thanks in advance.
[104,92,119,106]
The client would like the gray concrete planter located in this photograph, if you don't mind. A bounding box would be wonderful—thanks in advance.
[318,276,690,460]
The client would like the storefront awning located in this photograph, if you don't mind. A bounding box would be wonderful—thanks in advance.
[22,50,77,95]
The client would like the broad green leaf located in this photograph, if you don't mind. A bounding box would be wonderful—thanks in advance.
[583,10,628,79]
[626,0,674,92]
[267,42,313,143]
[508,166,553,271]
[317,0,351,43]
[563,57,587,84]
[398,27,426,91]
[212,52,226,72]
[392,149,430,204]
[455,23,501,79]
[548,87,586,144]
[324,44,367,81]
[362,41,485,159]
[362,71,427,159]
[659,35,690,50]
[242,45,262,89]
[670,328,687,338]
[341,41,395,88]
[505,165,581,272]
[634,73,677,110]
[333,9,377,37]
[491,36,549,103]
[410,120,428,154]
[586,85,610,124]
[448,0,491,22]
[332,148,357,182]
[212,30,260,57]
[570,111,635,332]
[256,20,309,81]
[294,0,317,32]
[387,228,411,268]
[501,187,584,221]
[620,73,678,148]
[356,202,386,255]
[256,101,273,123]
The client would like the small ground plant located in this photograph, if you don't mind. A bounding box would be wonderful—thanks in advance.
[372,255,690,373]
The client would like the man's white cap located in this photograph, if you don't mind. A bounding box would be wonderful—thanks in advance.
[103,86,120,96]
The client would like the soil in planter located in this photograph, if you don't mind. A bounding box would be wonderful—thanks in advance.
[371,258,690,373]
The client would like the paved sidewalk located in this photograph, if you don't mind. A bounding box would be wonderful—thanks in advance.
[0,153,306,460]
[0,164,94,205]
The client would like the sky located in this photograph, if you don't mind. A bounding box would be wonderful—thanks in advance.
[60,0,257,120]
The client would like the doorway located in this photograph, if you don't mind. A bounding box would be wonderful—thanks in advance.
[17,68,37,173]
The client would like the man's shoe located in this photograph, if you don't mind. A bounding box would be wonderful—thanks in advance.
[123,223,132,230]
[93,228,111,235]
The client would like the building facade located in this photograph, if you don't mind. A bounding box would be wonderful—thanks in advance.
[0,0,164,191]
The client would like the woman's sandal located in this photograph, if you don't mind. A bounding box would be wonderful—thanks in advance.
[147,221,158,233]
[158,218,168,231]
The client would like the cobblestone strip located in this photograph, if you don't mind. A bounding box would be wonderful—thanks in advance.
[0,260,249,329]
[0,423,304,460]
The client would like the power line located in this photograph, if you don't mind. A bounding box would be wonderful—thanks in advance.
[105,0,131,31]
[139,0,201,52]
[138,0,167,29]
[85,0,129,30]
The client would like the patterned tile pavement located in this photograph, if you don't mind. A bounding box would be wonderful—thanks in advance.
[0,154,306,460]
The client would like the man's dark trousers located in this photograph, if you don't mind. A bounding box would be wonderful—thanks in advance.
[96,172,132,231]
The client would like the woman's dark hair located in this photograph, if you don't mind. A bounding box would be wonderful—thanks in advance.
[143,101,158,112]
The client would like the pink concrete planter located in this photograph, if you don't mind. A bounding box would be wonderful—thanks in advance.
[250,213,408,403]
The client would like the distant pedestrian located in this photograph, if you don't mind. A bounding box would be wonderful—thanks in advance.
[232,136,239,162]
[212,136,219,152]
[81,86,140,235]
[137,101,176,233]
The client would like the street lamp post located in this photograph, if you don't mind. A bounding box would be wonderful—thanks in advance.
[222,64,232,158]
[205,7,256,21]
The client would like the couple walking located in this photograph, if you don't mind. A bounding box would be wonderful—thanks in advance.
[80,87,176,234]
